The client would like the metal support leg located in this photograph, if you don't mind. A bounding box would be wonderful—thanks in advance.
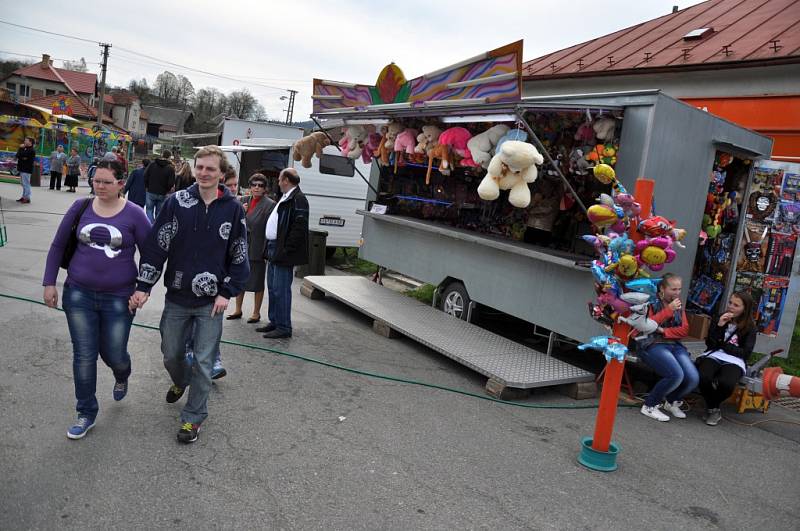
[547,330,556,356]
[466,301,476,323]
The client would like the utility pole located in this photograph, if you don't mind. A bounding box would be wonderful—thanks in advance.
[284,89,297,124]
[96,43,111,128]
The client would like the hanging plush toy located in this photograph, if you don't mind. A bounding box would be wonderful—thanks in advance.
[343,125,369,160]
[383,122,404,151]
[292,132,331,168]
[467,124,510,169]
[495,129,528,153]
[415,125,442,157]
[393,128,419,171]
[377,129,392,167]
[426,143,452,184]
[476,140,543,208]
[361,132,383,164]
[593,116,617,141]
[439,127,477,167]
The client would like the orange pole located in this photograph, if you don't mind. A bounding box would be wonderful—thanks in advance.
[590,178,655,453]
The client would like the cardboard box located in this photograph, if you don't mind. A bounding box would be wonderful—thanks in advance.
[687,313,711,341]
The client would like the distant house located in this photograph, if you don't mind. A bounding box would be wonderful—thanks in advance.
[105,91,143,133]
[1,54,97,105]
[140,105,194,140]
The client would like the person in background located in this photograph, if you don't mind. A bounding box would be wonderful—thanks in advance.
[638,273,699,422]
[16,137,36,204]
[143,150,175,223]
[124,159,150,208]
[42,159,151,439]
[87,158,100,195]
[103,148,118,162]
[64,147,81,193]
[695,291,757,426]
[115,146,129,175]
[256,168,309,339]
[174,161,194,192]
[49,144,67,191]
[223,166,240,198]
[228,173,274,323]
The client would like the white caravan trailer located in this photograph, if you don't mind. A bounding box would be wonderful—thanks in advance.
[218,140,374,249]
[218,118,303,176]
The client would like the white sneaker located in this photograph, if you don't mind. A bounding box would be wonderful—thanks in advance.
[663,400,686,419]
[641,404,670,422]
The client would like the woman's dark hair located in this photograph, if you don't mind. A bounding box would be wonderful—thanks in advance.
[96,159,124,180]
[249,172,267,186]
[731,290,755,334]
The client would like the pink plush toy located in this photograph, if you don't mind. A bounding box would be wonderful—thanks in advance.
[361,132,383,164]
[394,128,419,155]
[438,127,477,167]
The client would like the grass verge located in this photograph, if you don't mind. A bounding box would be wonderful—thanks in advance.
[405,283,435,305]
[326,247,379,276]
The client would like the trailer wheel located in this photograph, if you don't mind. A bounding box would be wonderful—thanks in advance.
[440,282,471,321]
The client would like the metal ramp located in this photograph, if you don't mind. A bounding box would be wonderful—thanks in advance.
[301,275,594,395]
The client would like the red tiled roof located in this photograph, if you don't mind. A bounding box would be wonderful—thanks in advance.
[104,94,115,105]
[26,94,114,124]
[159,124,177,132]
[523,0,800,79]
[139,110,149,120]
[10,62,97,94]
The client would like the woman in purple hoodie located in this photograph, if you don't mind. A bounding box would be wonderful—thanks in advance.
[42,160,151,440]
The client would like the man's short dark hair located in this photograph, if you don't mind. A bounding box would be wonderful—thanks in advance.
[280,167,300,185]
[161,149,172,159]
[142,158,151,167]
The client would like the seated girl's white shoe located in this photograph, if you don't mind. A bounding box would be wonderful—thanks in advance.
[663,400,687,419]
[640,404,670,421]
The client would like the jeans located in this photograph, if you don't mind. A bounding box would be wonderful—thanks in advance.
[640,342,699,407]
[266,240,294,334]
[62,285,133,419]
[160,300,222,424]
[49,171,62,190]
[145,192,166,223]
[20,172,31,199]
[184,321,222,365]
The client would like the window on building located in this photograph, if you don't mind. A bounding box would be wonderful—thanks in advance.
[6,82,15,92]
[46,89,56,96]
[18,84,30,97]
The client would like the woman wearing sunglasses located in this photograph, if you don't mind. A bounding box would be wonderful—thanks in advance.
[228,173,275,323]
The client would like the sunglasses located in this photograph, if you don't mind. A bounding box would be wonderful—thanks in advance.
[249,182,266,188]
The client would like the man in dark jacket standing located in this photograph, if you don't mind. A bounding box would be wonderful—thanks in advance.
[16,137,36,204]
[124,159,149,207]
[257,167,309,339]
[143,150,175,222]
[130,145,249,444]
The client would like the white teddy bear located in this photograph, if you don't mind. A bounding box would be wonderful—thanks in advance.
[342,125,369,160]
[477,140,544,208]
[414,124,442,156]
[467,124,510,169]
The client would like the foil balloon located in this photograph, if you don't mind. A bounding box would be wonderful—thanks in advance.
[578,336,629,362]
[637,216,675,238]
[635,236,676,272]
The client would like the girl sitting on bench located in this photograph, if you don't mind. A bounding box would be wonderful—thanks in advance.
[695,291,757,426]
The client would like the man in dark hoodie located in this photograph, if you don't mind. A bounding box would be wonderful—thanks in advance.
[16,137,36,204]
[130,145,249,444]
[143,150,175,222]
[124,159,149,207]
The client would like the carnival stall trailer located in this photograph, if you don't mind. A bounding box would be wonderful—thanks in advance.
[312,89,781,350]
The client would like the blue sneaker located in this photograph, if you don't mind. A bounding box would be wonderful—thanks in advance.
[211,359,227,380]
[113,380,128,401]
[186,350,195,367]
[67,416,95,440]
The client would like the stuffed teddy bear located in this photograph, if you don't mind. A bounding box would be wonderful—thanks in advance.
[383,122,404,150]
[467,124,510,169]
[415,125,442,156]
[292,132,331,168]
[477,140,543,208]
[361,132,383,164]
[494,129,528,153]
[394,128,418,155]
[343,125,369,160]
[377,129,392,167]
[593,117,616,141]
[439,127,477,167]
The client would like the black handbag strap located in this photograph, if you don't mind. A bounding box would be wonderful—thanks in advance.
[70,198,93,234]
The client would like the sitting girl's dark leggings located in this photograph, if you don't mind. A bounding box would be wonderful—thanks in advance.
[696,357,742,409]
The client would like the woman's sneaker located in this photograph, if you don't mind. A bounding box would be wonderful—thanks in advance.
[113,380,128,401]
[640,404,670,422]
[67,416,96,439]
[706,408,722,426]
[662,400,686,419]
[177,422,200,444]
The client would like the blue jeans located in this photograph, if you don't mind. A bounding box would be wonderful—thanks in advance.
[20,171,31,199]
[266,240,294,334]
[184,321,222,365]
[160,300,222,424]
[145,192,166,223]
[62,286,133,419]
[640,342,699,407]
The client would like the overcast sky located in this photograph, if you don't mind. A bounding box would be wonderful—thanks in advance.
[0,0,706,121]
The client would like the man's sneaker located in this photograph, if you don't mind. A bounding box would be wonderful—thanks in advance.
[640,404,670,422]
[705,408,722,426]
[166,384,186,403]
[177,422,200,444]
[663,400,686,419]
[211,360,227,380]
[113,380,128,401]
[67,416,96,439]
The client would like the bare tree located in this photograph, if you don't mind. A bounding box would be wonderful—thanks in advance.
[226,88,258,120]
[128,78,151,101]
[61,57,88,72]
[175,75,195,108]
[154,71,179,103]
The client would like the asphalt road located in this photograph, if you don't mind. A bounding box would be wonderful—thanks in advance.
[1,181,799,530]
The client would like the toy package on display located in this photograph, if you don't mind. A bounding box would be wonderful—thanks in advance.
[688,274,724,313]
[756,276,790,336]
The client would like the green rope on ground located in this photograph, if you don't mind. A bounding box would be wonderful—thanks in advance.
[0,292,638,410]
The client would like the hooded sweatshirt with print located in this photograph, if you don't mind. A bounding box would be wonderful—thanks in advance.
[136,183,249,307]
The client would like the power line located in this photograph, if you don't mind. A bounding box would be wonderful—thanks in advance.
[0,49,101,65]
[0,19,98,44]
